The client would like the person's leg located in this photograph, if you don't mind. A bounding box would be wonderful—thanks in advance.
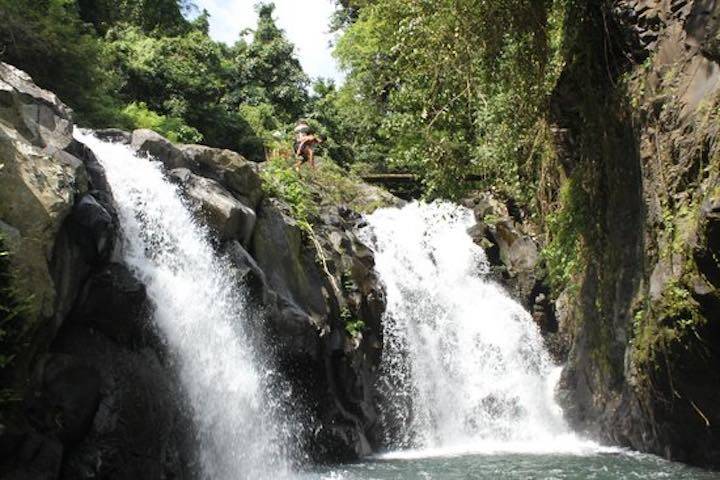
[308,147,315,168]
[295,146,309,171]
[293,141,303,171]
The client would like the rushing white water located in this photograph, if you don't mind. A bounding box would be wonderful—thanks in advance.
[76,131,292,480]
[361,201,584,454]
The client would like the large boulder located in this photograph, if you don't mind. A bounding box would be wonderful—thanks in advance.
[178,144,263,208]
[249,198,386,460]
[50,325,192,480]
[69,264,148,346]
[0,62,73,149]
[24,354,101,445]
[130,129,185,169]
[251,199,327,355]
[465,193,543,307]
[0,62,87,326]
[170,168,256,245]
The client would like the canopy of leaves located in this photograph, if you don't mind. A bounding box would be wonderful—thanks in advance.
[329,0,568,200]
[227,3,310,124]
[0,0,312,160]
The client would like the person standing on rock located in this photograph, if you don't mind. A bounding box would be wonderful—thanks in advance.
[293,120,322,170]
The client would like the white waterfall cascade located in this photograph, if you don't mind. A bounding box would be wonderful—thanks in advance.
[360,201,588,456]
[76,131,293,480]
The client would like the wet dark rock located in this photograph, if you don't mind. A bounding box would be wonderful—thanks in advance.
[248,198,386,460]
[69,195,116,265]
[252,199,328,325]
[225,240,271,303]
[69,264,148,346]
[170,168,257,245]
[131,129,186,169]
[0,430,63,480]
[94,129,131,144]
[65,139,111,193]
[51,326,192,480]
[549,0,720,469]
[1,63,195,480]
[25,354,101,445]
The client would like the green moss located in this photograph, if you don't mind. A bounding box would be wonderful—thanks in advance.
[259,157,317,235]
[340,307,365,339]
[541,176,591,294]
[260,154,393,229]
[632,279,705,374]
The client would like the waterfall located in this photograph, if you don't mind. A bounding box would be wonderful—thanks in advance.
[75,131,293,479]
[361,201,580,455]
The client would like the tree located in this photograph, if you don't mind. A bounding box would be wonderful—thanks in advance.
[227,3,309,123]
[331,0,567,199]
[0,0,122,125]
[76,0,196,36]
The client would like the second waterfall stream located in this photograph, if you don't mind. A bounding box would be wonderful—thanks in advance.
[360,201,585,456]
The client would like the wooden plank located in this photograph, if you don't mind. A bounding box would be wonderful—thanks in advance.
[360,173,484,184]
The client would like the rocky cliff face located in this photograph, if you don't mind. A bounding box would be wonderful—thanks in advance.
[544,0,720,467]
[130,128,390,461]
[0,63,390,478]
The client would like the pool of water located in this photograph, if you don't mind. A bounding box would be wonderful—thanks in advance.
[301,450,720,480]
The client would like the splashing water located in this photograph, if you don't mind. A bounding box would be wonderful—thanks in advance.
[76,131,293,480]
[360,201,585,455]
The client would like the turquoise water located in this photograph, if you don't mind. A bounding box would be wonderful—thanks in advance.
[303,451,720,479]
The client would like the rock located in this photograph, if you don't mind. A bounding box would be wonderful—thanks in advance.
[94,129,131,145]
[50,326,192,480]
[492,220,540,274]
[0,64,193,479]
[466,193,542,308]
[50,189,120,339]
[224,241,271,303]
[0,62,73,149]
[252,199,328,325]
[69,194,116,265]
[549,0,720,468]
[65,139,111,193]
[0,62,87,322]
[0,430,63,480]
[69,264,148,346]
[130,129,186,169]
[170,168,256,244]
[178,144,263,207]
[25,354,101,445]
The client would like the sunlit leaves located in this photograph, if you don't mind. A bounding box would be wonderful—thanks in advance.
[331,0,569,200]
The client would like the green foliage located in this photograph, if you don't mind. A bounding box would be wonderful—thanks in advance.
[76,0,194,36]
[0,0,311,159]
[632,280,705,371]
[340,307,365,338]
[104,25,240,146]
[259,157,317,233]
[120,102,202,143]
[541,177,590,293]
[328,0,569,200]
[0,234,31,373]
[0,0,124,125]
[226,3,310,124]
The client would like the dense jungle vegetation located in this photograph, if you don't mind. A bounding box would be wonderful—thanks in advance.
[0,0,571,197]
